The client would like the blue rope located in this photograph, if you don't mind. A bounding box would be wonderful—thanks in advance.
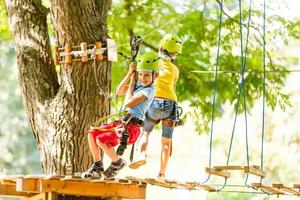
[225,0,249,168]
[242,0,253,186]
[201,0,224,184]
[260,0,266,183]
[221,0,252,191]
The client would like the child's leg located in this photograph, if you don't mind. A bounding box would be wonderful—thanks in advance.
[96,138,126,178]
[88,132,102,161]
[81,132,104,178]
[157,123,174,181]
[96,138,119,162]
[159,136,172,179]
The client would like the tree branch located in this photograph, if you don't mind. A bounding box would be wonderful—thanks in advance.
[215,0,275,69]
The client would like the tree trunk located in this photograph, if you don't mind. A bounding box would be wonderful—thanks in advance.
[5,0,112,176]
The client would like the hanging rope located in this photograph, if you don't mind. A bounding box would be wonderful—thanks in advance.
[260,0,266,183]
[240,0,253,187]
[201,0,224,184]
[217,0,252,192]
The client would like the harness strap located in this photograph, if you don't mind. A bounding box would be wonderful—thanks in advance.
[162,102,184,127]
[130,143,135,162]
[116,125,129,156]
[116,114,144,156]
[146,113,161,124]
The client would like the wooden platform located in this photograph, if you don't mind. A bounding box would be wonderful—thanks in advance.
[2,175,299,199]
[0,175,146,199]
[126,176,216,192]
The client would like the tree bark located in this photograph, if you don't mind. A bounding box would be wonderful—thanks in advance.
[5,0,112,176]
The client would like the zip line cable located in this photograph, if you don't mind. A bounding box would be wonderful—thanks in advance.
[115,2,203,51]
[191,69,300,74]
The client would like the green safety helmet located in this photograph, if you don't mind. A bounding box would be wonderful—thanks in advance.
[136,52,160,73]
[159,34,183,54]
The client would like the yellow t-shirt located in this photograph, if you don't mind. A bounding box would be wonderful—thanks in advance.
[154,59,179,102]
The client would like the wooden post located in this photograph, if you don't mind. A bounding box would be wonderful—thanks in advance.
[95,42,103,61]
[80,42,88,62]
[65,43,72,64]
[53,47,59,65]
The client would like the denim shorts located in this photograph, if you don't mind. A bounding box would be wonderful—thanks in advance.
[144,98,175,139]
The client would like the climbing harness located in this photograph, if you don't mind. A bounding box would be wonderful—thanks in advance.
[145,102,184,128]
[161,103,184,127]
[116,113,144,156]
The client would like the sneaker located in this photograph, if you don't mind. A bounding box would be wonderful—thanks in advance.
[129,152,146,169]
[81,162,104,179]
[103,158,126,178]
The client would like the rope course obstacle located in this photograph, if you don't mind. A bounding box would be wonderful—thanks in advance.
[1,175,300,199]
[1,1,298,200]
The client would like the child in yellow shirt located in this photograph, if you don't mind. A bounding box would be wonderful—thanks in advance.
[130,34,183,181]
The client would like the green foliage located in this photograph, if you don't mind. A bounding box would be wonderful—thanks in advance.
[0,1,11,41]
[108,1,299,133]
[0,43,41,175]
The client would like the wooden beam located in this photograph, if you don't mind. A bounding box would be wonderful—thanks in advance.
[47,192,58,200]
[0,184,34,198]
[251,183,284,195]
[213,165,266,177]
[294,184,300,189]
[25,193,47,200]
[16,178,40,193]
[244,166,266,177]
[273,184,300,195]
[213,165,244,170]
[205,167,230,178]
[144,178,178,189]
[185,182,216,192]
[39,179,145,199]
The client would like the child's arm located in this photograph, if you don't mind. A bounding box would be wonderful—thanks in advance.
[123,74,147,108]
[115,63,136,96]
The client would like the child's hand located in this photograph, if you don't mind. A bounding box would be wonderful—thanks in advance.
[129,72,136,85]
[129,62,137,75]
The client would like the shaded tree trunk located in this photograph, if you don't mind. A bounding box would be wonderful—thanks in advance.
[5,0,112,175]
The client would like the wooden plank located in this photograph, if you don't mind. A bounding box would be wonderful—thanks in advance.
[0,184,34,198]
[144,178,177,189]
[40,179,145,199]
[16,178,40,193]
[213,165,244,170]
[125,176,147,187]
[273,184,300,195]
[44,175,65,180]
[244,166,266,177]
[185,181,216,192]
[205,167,230,178]
[294,184,300,189]
[25,193,47,200]
[251,183,284,195]
[1,179,16,186]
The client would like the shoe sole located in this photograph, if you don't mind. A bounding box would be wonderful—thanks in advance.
[129,160,146,169]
